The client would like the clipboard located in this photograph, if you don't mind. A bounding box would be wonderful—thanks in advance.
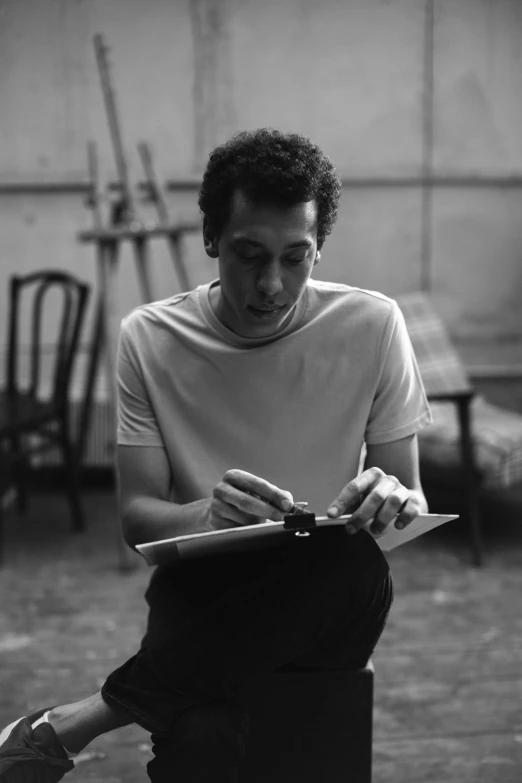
[135,513,459,567]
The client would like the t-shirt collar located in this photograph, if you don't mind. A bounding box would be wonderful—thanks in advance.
[198,279,309,347]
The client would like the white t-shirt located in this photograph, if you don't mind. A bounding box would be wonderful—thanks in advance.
[117,278,432,515]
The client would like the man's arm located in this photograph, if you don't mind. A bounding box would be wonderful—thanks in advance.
[364,433,428,514]
[117,445,294,549]
[327,433,428,536]
[117,445,211,548]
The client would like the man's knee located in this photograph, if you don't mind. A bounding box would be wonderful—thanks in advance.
[357,529,392,582]
[323,528,393,624]
[313,526,391,581]
[350,530,393,610]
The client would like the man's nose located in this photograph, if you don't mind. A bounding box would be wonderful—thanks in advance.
[256,262,284,296]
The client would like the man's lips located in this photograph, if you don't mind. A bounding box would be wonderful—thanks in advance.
[247,304,286,321]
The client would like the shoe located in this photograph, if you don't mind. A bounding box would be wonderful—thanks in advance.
[0,707,75,782]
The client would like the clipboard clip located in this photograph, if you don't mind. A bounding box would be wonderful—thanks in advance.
[283,502,316,536]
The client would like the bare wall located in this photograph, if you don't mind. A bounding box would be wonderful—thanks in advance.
[0,0,521,394]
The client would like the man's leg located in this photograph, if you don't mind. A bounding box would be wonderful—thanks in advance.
[47,698,248,783]
[46,693,133,753]
[100,527,392,782]
[0,528,392,783]
[290,542,393,671]
[47,531,392,755]
[147,702,250,783]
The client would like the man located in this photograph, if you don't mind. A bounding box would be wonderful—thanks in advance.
[0,128,431,782]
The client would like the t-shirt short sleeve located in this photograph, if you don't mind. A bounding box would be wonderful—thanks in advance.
[116,318,165,448]
[365,302,432,445]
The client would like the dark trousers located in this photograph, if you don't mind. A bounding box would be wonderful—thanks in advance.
[101,527,394,782]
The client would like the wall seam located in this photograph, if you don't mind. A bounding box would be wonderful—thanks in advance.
[420,0,435,293]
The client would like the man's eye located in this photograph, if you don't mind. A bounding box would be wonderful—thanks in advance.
[237,250,261,260]
[287,257,305,264]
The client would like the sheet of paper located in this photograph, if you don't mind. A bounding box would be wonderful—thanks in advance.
[361,514,459,551]
[135,513,459,566]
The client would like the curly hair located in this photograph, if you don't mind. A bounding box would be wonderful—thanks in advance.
[198,128,342,250]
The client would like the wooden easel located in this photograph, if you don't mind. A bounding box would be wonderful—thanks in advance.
[77,34,200,571]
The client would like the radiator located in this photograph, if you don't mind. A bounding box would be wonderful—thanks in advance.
[31,398,115,468]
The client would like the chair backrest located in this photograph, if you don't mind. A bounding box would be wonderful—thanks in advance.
[6,270,90,411]
[394,291,472,397]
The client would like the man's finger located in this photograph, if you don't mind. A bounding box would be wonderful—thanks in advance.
[223,469,294,512]
[216,481,290,521]
[215,500,265,527]
[394,498,421,530]
[369,486,410,535]
[327,467,384,517]
[345,476,401,533]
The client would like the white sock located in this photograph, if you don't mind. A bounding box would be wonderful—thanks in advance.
[32,711,79,759]
[31,710,51,731]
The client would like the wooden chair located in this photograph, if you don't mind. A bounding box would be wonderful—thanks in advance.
[396,291,522,567]
[0,271,90,563]
[239,660,374,783]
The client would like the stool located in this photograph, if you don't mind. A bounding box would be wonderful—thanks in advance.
[238,660,374,783]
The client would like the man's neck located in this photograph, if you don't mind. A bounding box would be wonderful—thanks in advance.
[208,281,220,315]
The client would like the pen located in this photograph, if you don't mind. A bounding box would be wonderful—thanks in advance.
[247,492,308,515]
[288,502,309,514]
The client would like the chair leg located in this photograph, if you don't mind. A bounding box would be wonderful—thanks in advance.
[457,397,483,567]
[0,499,4,567]
[59,430,86,533]
[15,464,29,516]
[10,437,29,516]
[466,476,483,568]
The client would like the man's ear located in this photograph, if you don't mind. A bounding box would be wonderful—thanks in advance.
[314,250,321,265]
[203,221,219,259]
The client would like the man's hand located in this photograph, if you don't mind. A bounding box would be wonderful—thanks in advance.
[326,467,423,537]
[206,469,294,531]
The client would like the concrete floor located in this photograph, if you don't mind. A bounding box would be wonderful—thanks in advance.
[1,485,522,782]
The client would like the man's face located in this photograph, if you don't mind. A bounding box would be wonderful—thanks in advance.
[204,190,321,339]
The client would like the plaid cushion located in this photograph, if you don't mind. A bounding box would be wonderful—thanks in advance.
[395,291,522,490]
[395,292,472,396]
[418,397,522,490]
